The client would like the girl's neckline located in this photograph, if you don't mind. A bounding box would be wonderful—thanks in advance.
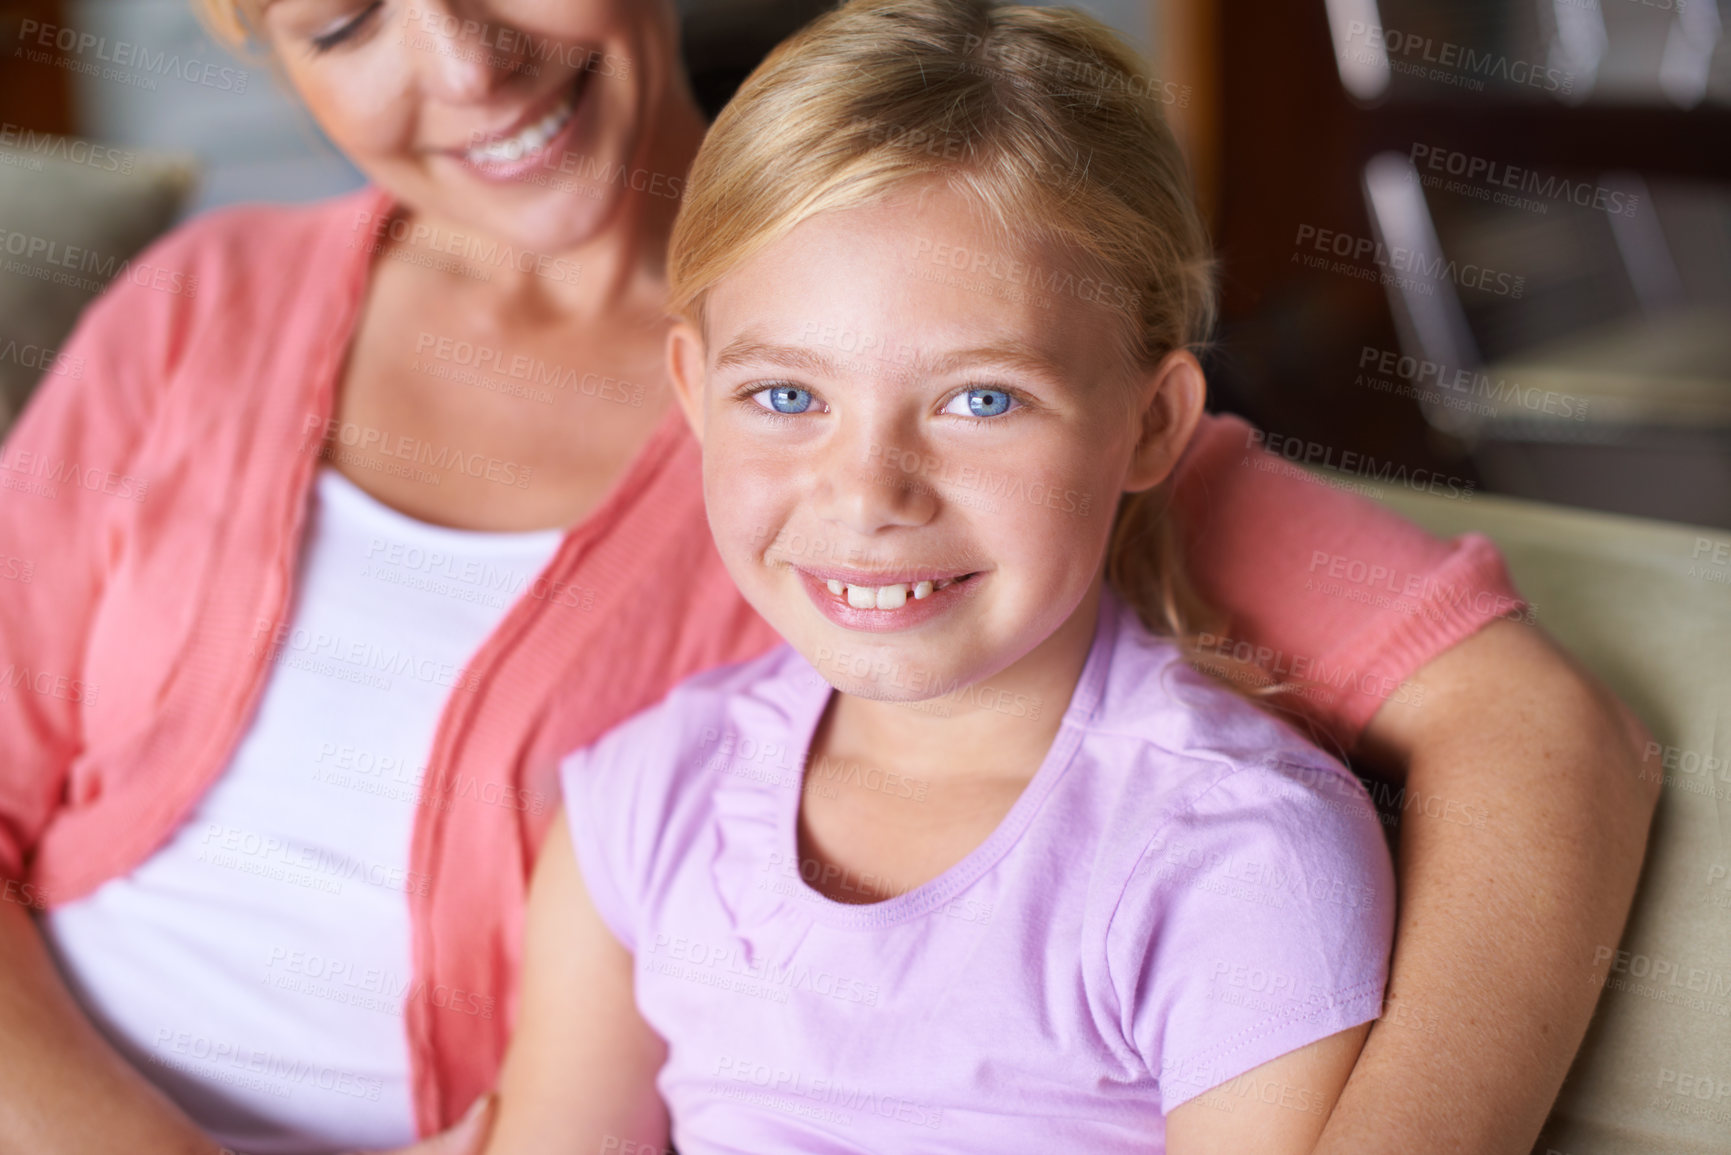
[770,589,1123,930]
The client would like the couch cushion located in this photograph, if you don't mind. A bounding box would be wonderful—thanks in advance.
[1374,486,1731,1155]
[0,134,194,428]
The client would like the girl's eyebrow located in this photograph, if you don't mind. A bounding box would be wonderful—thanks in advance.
[713,337,841,377]
[713,333,1067,384]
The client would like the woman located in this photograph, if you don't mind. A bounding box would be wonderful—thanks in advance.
[0,2,1655,1153]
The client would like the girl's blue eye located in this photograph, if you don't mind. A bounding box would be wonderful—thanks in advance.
[945,388,1016,418]
[752,385,814,415]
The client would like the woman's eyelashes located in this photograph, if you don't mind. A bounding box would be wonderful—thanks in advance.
[309,1,384,55]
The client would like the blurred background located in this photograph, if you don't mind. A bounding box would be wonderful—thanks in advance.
[1,0,1728,527]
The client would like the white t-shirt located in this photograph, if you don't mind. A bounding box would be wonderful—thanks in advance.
[42,468,563,1155]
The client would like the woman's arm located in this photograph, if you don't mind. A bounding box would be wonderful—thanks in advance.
[1166,1024,1369,1153]
[1170,416,1658,1153]
[1311,620,1656,1155]
[0,232,215,1153]
[481,810,667,1155]
[0,901,224,1155]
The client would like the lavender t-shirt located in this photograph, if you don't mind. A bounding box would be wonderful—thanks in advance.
[561,589,1395,1153]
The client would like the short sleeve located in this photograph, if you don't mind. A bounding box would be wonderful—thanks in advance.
[559,745,637,952]
[558,707,678,954]
[1171,413,1526,750]
[1110,757,1396,1113]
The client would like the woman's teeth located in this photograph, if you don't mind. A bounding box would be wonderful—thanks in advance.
[466,88,577,165]
[824,577,954,610]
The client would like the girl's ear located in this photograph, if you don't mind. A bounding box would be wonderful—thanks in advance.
[665,321,709,442]
[1124,349,1206,493]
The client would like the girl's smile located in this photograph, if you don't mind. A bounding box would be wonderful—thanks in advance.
[793,566,984,633]
[668,180,1192,705]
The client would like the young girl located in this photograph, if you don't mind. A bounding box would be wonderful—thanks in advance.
[482,2,1394,1151]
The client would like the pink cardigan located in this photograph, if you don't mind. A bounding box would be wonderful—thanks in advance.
[0,187,1519,1134]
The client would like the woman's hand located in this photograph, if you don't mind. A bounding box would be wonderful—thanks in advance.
[345,1095,495,1155]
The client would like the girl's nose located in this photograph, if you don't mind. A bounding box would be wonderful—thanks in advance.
[811,437,940,537]
[412,1,526,104]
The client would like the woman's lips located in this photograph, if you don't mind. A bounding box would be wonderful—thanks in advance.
[450,70,591,182]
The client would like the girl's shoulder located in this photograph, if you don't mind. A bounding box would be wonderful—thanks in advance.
[1086,598,1355,801]
[1081,607,1396,1109]
[559,642,816,809]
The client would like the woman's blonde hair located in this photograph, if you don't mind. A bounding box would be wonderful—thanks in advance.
[191,0,251,46]
[669,0,1223,644]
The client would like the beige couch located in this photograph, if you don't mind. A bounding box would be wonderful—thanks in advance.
[1376,487,1731,1155]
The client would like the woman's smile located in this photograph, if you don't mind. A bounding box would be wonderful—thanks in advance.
[450,69,595,181]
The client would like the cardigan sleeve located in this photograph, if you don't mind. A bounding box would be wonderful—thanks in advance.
[0,227,197,887]
[1170,413,1525,754]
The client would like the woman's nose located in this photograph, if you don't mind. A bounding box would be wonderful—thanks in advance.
[410,1,525,104]
[811,434,941,537]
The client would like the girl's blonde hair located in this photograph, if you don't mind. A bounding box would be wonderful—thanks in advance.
[669,0,1223,644]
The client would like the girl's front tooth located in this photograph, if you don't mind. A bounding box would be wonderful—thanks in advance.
[913,581,934,600]
[846,585,876,609]
[827,579,844,595]
[876,584,908,610]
